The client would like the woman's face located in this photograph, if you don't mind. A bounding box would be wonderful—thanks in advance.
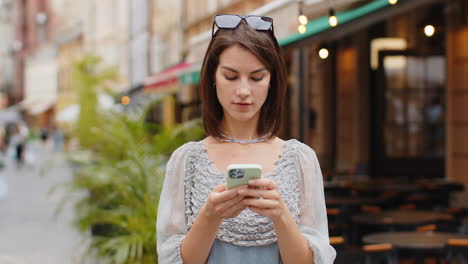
[215,45,271,124]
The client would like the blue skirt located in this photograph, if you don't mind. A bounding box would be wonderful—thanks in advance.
[206,239,281,264]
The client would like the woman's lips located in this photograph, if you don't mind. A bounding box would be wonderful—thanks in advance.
[233,102,251,110]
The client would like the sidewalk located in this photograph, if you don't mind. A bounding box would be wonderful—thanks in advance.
[0,141,96,264]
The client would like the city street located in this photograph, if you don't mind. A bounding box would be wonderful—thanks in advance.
[0,141,95,264]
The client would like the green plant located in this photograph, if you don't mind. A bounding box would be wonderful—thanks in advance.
[73,55,118,149]
[59,110,204,264]
[58,53,204,263]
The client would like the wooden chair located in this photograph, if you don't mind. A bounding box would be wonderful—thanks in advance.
[331,236,365,264]
[446,238,468,264]
[327,208,349,237]
[379,191,402,210]
[399,203,416,211]
[362,243,397,264]
[445,207,467,218]
[360,205,382,214]
[329,236,346,251]
[414,224,445,263]
[416,224,437,232]
[406,193,432,210]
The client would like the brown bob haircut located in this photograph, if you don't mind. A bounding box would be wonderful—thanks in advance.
[199,19,287,139]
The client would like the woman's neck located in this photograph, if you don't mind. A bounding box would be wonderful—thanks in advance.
[219,117,260,141]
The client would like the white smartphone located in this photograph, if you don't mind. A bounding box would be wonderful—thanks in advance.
[226,164,262,190]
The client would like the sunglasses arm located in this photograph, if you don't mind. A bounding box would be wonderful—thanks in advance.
[212,22,216,37]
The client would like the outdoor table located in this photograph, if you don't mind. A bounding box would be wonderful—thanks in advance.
[351,182,423,194]
[362,231,468,264]
[352,210,446,228]
[326,196,384,208]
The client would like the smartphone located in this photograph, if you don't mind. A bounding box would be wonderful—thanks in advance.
[226,164,262,190]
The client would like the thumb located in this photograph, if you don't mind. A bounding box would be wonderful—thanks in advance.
[213,183,227,192]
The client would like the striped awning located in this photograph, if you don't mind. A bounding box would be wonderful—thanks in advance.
[143,62,192,92]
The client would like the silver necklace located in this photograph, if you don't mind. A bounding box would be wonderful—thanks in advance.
[215,133,271,144]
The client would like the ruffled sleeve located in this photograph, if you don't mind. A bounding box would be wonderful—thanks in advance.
[296,142,336,264]
[156,144,189,264]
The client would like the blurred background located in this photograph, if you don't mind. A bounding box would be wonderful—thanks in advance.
[0,0,468,263]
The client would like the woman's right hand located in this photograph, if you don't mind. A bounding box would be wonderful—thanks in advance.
[201,184,248,221]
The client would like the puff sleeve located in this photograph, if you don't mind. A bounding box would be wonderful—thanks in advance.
[296,143,336,264]
[156,145,188,264]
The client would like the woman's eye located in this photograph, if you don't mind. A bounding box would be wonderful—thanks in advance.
[251,76,263,81]
[225,75,237,81]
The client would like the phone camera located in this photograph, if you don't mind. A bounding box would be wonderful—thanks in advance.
[229,169,244,179]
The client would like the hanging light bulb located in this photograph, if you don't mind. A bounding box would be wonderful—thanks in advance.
[328,9,338,27]
[298,24,307,34]
[319,48,329,60]
[424,25,435,37]
[388,0,398,5]
[298,14,308,25]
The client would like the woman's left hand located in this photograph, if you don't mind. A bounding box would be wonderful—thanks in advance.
[237,178,289,223]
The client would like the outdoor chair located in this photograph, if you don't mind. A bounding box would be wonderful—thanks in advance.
[327,208,349,237]
[362,243,398,264]
[331,236,364,264]
[445,238,468,264]
[416,224,437,232]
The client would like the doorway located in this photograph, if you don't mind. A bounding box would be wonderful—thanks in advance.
[371,50,445,178]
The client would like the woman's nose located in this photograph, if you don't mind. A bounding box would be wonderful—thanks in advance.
[235,79,251,97]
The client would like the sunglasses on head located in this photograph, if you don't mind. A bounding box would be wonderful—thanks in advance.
[212,14,274,37]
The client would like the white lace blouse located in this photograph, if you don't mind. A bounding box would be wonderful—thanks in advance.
[156,139,336,263]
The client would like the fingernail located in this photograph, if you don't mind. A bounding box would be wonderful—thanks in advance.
[238,189,246,194]
[248,180,256,184]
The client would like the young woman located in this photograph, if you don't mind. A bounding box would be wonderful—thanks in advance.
[157,14,336,264]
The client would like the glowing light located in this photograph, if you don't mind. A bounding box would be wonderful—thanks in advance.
[329,16,338,27]
[328,9,338,27]
[388,0,398,5]
[319,48,329,60]
[121,96,131,105]
[424,25,435,37]
[298,24,306,34]
[298,14,308,25]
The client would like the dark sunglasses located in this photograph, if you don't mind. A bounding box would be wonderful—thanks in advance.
[212,14,274,37]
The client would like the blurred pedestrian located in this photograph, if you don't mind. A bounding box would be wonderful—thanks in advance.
[157,15,335,264]
[52,125,64,152]
[9,122,28,167]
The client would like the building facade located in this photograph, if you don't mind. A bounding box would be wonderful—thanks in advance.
[279,0,468,202]
[50,0,84,113]
[0,0,15,108]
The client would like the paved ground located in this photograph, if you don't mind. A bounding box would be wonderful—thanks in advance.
[0,141,96,264]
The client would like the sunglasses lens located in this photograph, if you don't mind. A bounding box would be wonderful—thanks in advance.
[246,16,272,30]
[215,15,242,28]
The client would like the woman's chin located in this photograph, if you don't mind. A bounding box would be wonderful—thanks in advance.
[227,112,258,122]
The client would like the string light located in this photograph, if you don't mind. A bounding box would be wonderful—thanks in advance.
[298,14,308,25]
[297,1,308,34]
[298,24,307,34]
[388,0,398,4]
[424,25,435,37]
[328,9,338,27]
[319,48,329,59]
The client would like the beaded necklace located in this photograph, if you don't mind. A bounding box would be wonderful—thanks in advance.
[214,133,271,144]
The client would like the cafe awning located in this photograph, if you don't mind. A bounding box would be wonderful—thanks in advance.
[143,62,193,93]
[278,0,390,47]
[179,0,393,85]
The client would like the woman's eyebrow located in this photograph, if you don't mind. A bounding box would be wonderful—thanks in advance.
[251,68,267,74]
[221,66,238,73]
[221,66,267,74]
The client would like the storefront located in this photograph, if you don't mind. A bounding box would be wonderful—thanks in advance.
[281,0,468,188]
[20,49,58,129]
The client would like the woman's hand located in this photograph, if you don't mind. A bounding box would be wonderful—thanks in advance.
[201,184,248,222]
[238,179,289,223]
